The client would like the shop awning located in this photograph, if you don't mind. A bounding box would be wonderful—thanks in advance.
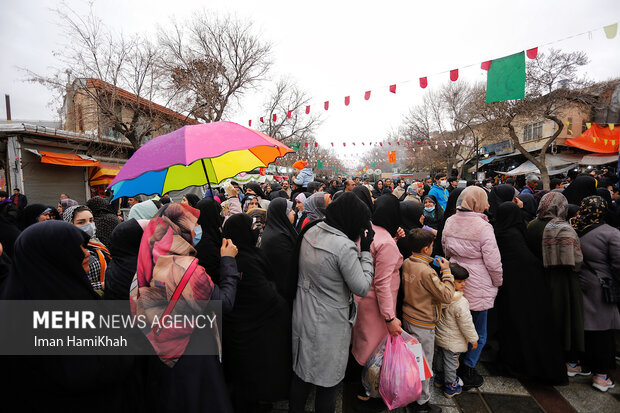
[89,164,122,186]
[564,123,620,153]
[579,153,620,166]
[497,154,582,176]
[26,149,99,167]
[479,156,496,165]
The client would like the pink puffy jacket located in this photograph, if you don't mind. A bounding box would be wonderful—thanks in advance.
[442,210,503,311]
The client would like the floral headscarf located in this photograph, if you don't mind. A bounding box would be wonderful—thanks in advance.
[570,195,608,236]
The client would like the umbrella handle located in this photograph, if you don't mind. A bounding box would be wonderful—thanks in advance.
[201,159,213,194]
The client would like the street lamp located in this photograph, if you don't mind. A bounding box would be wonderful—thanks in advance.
[454,118,479,176]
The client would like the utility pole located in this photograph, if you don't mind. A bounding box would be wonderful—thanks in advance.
[455,118,479,177]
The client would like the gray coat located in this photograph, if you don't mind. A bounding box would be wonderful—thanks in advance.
[292,221,374,387]
[579,223,620,331]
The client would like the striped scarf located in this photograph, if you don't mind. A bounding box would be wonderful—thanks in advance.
[538,192,582,269]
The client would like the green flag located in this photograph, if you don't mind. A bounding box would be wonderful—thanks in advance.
[290,142,301,151]
[486,51,525,103]
[331,166,336,171]
[370,161,376,168]
[317,160,323,169]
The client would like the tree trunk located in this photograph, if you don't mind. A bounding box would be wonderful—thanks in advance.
[507,123,550,190]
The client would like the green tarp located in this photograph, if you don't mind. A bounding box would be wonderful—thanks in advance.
[486,51,525,103]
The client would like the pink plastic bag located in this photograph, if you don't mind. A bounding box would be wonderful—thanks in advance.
[379,334,422,410]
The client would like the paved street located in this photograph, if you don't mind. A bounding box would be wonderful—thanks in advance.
[271,357,620,413]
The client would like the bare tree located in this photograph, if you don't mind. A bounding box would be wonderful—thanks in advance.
[21,5,178,150]
[401,82,489,178]
[478,49,592,189]
[257,78,322,142]
[159,13,272,123]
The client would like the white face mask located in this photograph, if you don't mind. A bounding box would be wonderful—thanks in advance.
[400,182,405,187]
[78,222,96,238]
[439,180,448,188]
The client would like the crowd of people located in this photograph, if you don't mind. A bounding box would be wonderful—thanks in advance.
[0,161,619,413]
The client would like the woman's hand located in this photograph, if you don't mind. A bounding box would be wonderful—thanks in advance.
[513,197,523,208]
[395,227,406,239]
[220,238,239,258]
[386,318,403,336]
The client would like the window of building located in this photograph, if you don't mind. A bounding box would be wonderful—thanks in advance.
[523,121,544,142]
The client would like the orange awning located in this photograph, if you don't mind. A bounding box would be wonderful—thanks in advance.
[26,149,100,167]
[89,164,122,186]
[564,123,620,153]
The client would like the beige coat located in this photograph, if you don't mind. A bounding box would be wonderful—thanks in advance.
[435,291,479,353]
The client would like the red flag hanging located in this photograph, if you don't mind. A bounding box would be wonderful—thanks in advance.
[260,117,264,123]
[345,96,350,106]
[314,142,318,147]
[481,60,492,71]
[343,142,346,147]
[450,69,459,81]
[526,47,538,59]
[287,110,292,118]
[361,142,365,145]
[331,142,334,147]
[273,114,277,122]
[420,77,428,89]
[352,142,356,146]
[248,120,252,126]
[388,142,391,145]
[406,142,410,146]
[379,142,383,146]
[389,84,396,93]
[324,101,329,111]
[305,142,308,147]
[305,105,310,114]
[364,91,371,100]
[397,142,401,145]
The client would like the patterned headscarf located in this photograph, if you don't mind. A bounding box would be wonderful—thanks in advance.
[537,192,582,269]
[570,195,608,236]
[130,203,215,367]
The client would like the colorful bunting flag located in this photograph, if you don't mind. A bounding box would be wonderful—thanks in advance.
[420,77,428,88]
[345,96,350,106]
[260,117,264,123]
[486,51,526,103]
[481,60,492,71]
[290,142,301,151]
[586,122,592,129]
[604,23,618,39]
[389,84,396,93]
[306,106,310,114]
[364,91,371,100]
[317,160,323,169]
[450,69,459,81]
[324,101,329,110]
[526,47,538,59]
[248,120,252,126]
[371,161,376,168]
[273,114,277,122]
[388,151,397,163]
[287,110,292,118]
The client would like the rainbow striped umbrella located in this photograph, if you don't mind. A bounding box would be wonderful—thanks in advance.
[109,121,293,200]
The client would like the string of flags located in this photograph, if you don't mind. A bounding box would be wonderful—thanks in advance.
[245,22,618,126]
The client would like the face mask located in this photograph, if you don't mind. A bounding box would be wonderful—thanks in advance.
[78,222,96,238]
[193,225,202,246]
[424,206,435,212]
[485,183,492,189]
[400,182,405,187]
[439,180,448,188]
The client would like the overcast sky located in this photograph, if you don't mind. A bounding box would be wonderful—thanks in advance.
[1,0,619,165]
